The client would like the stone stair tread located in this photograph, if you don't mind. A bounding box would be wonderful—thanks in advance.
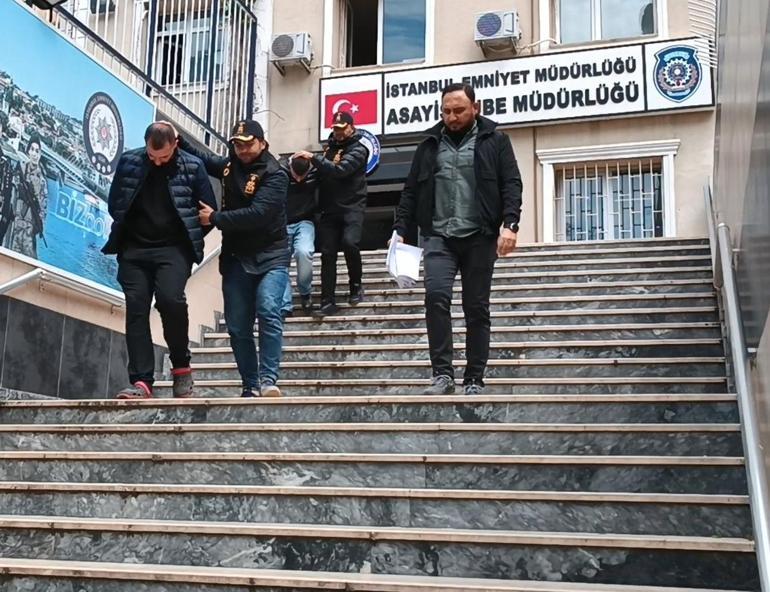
[0,557,742,592]
[0,450,743,465]
[155,376,727,388]
[191,357,726,369]
[276,307,717,324]
[0,481,748,504]
[0,422,740,433]
[0,514,754,552]
[206,322,722,339]
[0,392,738,409]
[192,339,723,354]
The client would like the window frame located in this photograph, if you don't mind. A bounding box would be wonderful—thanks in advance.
[539,0,667,50]
[537,140,680,243]
[333,0,434,70]
[154,13,229,88]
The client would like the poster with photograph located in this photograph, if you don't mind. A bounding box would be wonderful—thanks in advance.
[0,0,155,290]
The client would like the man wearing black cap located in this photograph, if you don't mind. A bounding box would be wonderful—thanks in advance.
[183,120,290,398]
[293,110,369,316]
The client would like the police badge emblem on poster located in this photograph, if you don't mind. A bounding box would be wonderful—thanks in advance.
[83,92,125,176]
[653,45,703,103]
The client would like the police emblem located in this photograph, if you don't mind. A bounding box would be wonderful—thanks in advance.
[653,46,702,103]
[83,92,124,176]
[245,173,259,196]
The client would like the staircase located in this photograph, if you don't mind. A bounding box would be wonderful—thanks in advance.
[0,237,759,591]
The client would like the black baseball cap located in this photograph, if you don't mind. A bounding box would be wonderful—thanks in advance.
[332,111,354,128]
[230,120,265,142]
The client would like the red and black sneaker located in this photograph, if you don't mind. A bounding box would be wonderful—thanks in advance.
[115,381,153,400]
[172,367,194,398]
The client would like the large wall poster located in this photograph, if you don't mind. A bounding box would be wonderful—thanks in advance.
[0,0,155,290]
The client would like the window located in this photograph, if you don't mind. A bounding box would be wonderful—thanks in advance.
[342,0,427,67]
[154,16,227,86]
[554,159,663,241]
[557,0,656,44]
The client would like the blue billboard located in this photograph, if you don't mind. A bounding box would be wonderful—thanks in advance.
[0,0,155,290]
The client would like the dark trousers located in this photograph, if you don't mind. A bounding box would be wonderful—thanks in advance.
[423,233,498,384]
[117,244,193,385]
[318,210,364,303]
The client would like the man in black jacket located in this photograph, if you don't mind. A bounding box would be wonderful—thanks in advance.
[103,121,217,400]
[279,156,318,316]
[293,111,369,316]
[192,120,290,398]
[0,113,15,246]
[393,83,522,396]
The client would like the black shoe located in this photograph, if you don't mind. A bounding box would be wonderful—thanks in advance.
[348,284,364,306]
[463,379,484,395]
[300,295,313,314]
[241,388,260,398]
[314,301,339,317]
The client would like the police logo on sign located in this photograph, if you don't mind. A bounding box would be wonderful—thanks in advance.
[83,92,124,176]
[653,46,702,103]
[357,129,381,176]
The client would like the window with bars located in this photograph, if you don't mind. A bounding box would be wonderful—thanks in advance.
[554,159,664,241]
[155,15,227,87]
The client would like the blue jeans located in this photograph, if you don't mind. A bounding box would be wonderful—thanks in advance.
[222,255,288,389]
[281,219,315,312]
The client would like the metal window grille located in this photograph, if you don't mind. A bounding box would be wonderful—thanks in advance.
[554,158,664,242]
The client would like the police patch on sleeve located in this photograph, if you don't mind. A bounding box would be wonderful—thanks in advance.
[83,92,125,176]
[653,46,702,103]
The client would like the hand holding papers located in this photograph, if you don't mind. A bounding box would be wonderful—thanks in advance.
[386,231,423,288]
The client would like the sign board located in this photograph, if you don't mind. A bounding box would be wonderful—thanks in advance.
[358,129,381,176]
[0,0,155,290]
[319,38,713,141]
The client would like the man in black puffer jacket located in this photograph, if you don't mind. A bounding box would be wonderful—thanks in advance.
[187,120,290,398]
[103,121,217,400]
[293,111,369,317]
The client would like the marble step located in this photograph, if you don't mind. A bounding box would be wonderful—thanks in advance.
[0,394,739,425]
[295,243,711,269]
[190,357,727,381]
[289,267,714,291]
[290,255,714,283]
[295,279,716,303]
[0,481,750,537]
[273,295,720,318]
[0,557,751,592]
[0,516,757,589]
[192,339,725,364]
[0,422,742,456]
[203,323,723,347]
[155,376,729,396]
[0,451,746,494]
[274,307,720,331]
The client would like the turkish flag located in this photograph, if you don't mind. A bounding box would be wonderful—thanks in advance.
[325,90,379,127]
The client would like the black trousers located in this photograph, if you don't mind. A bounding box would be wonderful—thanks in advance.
[318,210,364,303]
[423,233,498,384]
[117,244,193,385]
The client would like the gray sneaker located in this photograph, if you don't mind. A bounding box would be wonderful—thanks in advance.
[463,381,484,395]
[172,369,194,398]
[424,375,455,395]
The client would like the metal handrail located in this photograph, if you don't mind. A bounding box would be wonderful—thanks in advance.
[704,184,770,591]
[191,245,222,277]
[0,267,124,308]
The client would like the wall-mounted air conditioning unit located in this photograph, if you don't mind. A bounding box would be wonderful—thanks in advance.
[270,33,313,75]
[474,11,521,57]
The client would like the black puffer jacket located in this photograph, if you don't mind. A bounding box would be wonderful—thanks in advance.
[102,148,216,262]
[394,116,522,238]
[312,132,369,214]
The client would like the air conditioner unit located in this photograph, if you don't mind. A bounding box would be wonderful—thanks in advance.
[474,10,521,57]
[270,33,313,75]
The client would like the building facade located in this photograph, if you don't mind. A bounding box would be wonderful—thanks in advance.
[267,0,716,248]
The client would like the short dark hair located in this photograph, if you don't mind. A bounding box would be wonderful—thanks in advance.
[290,157,310,176]
[441,82,475,103]
[144,122,177,149]
[26,133,42,153]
